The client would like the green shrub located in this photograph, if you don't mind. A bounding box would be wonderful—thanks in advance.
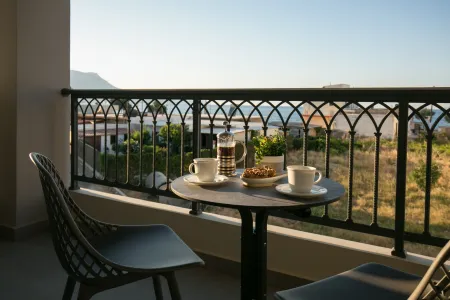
[290,136,349,154]
[100,146,217,184]
[112,129,153,154]
[410,161,441,191]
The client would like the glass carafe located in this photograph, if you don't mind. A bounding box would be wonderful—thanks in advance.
[217,122,247,176]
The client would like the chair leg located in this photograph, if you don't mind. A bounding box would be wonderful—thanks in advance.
[77,284,98,300]
[164,272,181,300]
[63,276,76,300]
[153,276,164,300]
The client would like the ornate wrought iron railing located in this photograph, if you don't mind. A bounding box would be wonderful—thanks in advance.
[62,87,450,257]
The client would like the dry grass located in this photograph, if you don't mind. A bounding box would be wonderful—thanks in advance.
[208,140,450,257]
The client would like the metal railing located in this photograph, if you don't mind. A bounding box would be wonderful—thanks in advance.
[62,87,450,257]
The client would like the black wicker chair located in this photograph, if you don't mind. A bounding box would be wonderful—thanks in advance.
[275,241,450,300]
[30,152,204,300]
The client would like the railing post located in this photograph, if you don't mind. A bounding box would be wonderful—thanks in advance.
[190,97,202,215]
[392,100,408,258]
[70,93,79,190]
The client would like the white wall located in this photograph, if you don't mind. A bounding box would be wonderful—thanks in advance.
[334,113,397,138]
[15,0,70,228]
[303,102,342,117]
[0,0,70,233]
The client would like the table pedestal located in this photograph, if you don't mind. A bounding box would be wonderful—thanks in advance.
[239,208,269,300]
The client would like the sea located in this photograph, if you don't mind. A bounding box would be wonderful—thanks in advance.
[163,102,305,123]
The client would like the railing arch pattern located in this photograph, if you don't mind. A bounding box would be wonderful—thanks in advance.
[64,88,450,257]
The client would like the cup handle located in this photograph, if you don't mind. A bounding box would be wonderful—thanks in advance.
[314,170,323,184]
[188,163,197,175]
[235,140,247,164]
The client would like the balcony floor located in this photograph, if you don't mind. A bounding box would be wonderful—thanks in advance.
[0,233,279,299]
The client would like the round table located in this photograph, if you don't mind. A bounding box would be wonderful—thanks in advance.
[171,174,345,300]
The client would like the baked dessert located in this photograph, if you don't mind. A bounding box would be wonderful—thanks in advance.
[242,166,276,178]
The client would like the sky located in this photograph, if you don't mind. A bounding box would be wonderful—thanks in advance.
[71,0,450,89]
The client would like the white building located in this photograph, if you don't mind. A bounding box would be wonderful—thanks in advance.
[334,112,398,138]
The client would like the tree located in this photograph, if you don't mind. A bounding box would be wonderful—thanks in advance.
[411,161,441,191]
[130,129,151,145]
[159,124,190,154]
[148,100,167,115]
[110,98,167,117]
[109,98,138,117]
[125,101,139,117]
[420,108,435,119]
[112,129,152,154]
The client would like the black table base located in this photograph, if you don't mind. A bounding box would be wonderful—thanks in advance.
[239,208,269,300]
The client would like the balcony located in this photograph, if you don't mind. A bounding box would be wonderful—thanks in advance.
[35,87,443,296]
[1,2,450,298]
[4,83,450,298]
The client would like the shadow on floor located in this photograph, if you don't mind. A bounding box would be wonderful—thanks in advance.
[0,233,278,299]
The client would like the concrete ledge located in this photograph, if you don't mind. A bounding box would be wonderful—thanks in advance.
[0,220,48,241]
[71,188,434,283]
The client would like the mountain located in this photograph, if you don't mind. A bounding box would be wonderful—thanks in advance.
[70,70,118,89]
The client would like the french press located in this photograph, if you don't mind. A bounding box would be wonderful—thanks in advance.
[217,122,247,176]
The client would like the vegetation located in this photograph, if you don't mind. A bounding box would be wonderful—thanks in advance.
[99,148,211,185]
[159,124,191,154]
[410,161,442,191]
[112,125,191,155]
[289,135,385,155]
[252,133,286,163]
[148,100,167,115]
[117,99,167,117]
[112,129,152,154]
[420,108,435,119]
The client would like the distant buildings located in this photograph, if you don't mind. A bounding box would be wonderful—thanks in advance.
[301,84,399,138]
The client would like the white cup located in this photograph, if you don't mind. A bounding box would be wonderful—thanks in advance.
[189,158,218,182]
[287,165,322,193]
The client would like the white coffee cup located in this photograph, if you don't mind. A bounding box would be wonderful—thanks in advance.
[189,158,218,182]
[287,165,322,193]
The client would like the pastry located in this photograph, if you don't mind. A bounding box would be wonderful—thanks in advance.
[242,166,276,178]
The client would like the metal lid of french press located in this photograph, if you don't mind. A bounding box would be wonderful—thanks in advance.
[217,121,234,141]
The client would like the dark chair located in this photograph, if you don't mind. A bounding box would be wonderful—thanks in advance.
[30,152,204,300]
[275,241,450,300]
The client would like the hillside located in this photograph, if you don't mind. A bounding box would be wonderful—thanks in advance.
[70,70,117,89]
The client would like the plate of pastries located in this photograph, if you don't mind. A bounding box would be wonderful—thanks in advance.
[240,166,287,187]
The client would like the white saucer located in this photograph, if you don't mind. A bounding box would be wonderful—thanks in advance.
[275,184,327,198]
[183,174,229,186]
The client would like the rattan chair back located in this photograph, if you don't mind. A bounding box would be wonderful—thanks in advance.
[30,153,123,282]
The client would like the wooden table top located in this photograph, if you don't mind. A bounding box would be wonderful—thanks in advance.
[171,174,345,210]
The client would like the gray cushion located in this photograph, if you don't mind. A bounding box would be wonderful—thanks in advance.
[89,225,204,272]
[275,263,421,300]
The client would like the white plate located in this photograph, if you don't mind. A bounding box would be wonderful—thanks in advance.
[275,184,327,198]
[183,174,229,186]
[240,173,287,187]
